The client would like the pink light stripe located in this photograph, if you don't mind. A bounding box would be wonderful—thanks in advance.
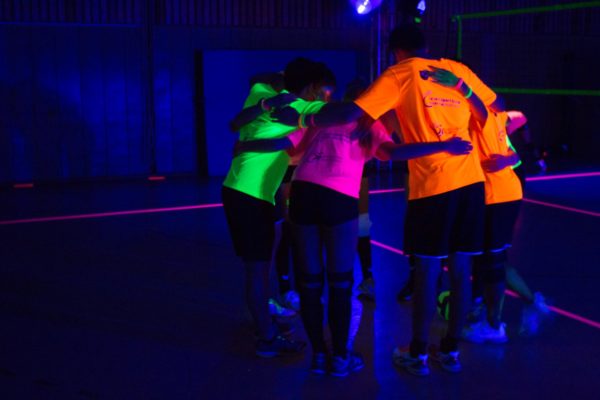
[523,198,600,217]
[526,171,600,182]
[370,240,406,256]
[505,290,600,330]
[368,188,405,195]
[0,203,223,226]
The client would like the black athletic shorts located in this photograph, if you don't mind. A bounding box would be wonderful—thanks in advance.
[289,180,358,226]
[404,182,485,258]
[482,200,522,253]
[221,186,275,262]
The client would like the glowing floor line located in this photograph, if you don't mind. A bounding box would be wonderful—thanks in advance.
[0,204,223,226]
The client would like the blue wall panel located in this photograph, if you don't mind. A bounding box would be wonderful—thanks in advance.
[203,50,359,177]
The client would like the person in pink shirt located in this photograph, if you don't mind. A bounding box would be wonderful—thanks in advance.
[235,82,473,377]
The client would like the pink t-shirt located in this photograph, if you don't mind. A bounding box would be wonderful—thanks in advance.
[287,120,392,198]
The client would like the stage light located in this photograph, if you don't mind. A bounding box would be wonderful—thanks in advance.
[351,0,383,15]
[398,0,427,23]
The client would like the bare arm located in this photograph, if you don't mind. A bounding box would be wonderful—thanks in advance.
[428,66,488,126]
[271,101,365,128]
[375,137,473,161]
[229,92,298,132]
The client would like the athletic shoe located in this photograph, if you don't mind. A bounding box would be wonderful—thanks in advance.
[397,276,414,302]
[357,277,375,301]
[392,347,429,376]
[280,290,301,312]
[462,321,508,344]
[519,292,550,337]
[310,352,328,375]
[330,352,365,377]
[269,298,297,318]
[428,345,462,373]
[255,335,306,358]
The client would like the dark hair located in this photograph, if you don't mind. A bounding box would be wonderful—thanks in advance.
[343,77,368,102]
[284,58,316,94]
[314,62,336,89]
[389,24,426,53]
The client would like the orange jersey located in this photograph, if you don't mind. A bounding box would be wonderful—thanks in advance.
[355,57,496,200]
[472,111,523,204]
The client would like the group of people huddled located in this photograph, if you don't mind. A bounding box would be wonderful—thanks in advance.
[222,24,549,377]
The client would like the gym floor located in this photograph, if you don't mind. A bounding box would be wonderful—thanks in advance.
[1,169,599,399]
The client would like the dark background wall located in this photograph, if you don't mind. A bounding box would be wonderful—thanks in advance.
[0,0,598,184]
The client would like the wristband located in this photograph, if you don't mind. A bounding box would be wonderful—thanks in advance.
[464,86,473,99]
[454,78,464,90]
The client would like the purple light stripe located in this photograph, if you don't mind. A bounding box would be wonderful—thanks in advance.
[525,171,600,182]
[0,203,224,226]
[522,198,600,217]
[370,240,406,256]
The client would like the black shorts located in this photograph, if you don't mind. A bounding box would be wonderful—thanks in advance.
[221,186,275,262]
[482,200,522,253]
[404,182,485,258]
[289,180,358,226]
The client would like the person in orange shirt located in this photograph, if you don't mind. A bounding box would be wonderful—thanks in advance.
[460,103,522,344]
[272,24,498,376]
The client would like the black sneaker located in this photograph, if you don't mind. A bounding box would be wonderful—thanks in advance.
[310,352,328,375]
[256,335,306,358]
[330,352,365,377]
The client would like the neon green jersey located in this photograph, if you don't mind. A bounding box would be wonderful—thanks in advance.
[223,83,325,204]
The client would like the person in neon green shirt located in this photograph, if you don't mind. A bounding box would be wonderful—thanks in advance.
[221,58,335,357]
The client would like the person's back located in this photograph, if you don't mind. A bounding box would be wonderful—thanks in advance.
[357,57,495,200]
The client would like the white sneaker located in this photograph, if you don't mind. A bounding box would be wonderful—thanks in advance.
[463,320,508,344]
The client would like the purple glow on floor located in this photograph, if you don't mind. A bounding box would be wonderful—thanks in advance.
[148,176,167,181]
[525,171,600,182]
[13,183,34,189]
[0,203,224,226]
[522,198,600,217]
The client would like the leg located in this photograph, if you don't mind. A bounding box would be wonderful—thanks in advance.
[480,251,507,328]
[245,260,276,340]
[411,256,443,356]
[444,252,472,352]
[323,218,358,358]
[293,223,327,354]
[506,264,534,303]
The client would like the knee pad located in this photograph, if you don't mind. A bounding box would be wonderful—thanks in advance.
[358,213,372,237]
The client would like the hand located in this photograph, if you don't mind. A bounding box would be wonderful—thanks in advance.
[270,106,300,126]
[264,93,297,109]
[481,154,509,172]
[443,137,473,155]
[428,66,460,88]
